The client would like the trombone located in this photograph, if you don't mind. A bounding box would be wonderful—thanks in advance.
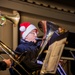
[0,41,30,75]
[0,11,30,75]
[0,51,21,75]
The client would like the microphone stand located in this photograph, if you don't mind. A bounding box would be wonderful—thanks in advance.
[57,63,67,75]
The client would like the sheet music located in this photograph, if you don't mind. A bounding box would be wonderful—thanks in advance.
[40,38,67,74]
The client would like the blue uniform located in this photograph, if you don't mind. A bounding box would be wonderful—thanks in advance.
[9,39,42,75]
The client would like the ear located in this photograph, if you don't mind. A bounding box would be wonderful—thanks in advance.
[25,36,28,40]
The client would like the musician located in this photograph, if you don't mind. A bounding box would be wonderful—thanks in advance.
[9,22,44,75]
[0,59,11,70]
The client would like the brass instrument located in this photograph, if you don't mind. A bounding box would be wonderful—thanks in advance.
[37,21,68,75]
[0,15,6,26]
[0,11,31,75]
[0,41,30,75]
[0,11,20,26]
[36,21,59,60]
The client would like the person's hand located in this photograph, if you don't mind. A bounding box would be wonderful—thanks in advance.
[43,50,48,53]
[3,59,11,68]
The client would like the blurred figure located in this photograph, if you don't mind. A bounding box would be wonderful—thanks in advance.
[0,59,11,70]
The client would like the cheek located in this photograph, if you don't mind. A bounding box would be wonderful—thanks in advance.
[30,36,35,39]
[26,34,36,41]
[30,36,36,41]
[27,35,33,39]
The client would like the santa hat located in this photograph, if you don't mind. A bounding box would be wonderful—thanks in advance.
[19,22,37,39]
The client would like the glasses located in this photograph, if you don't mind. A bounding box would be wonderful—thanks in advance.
[29,32,38,36]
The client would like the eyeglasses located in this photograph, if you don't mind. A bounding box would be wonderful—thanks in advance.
[29,32,38,36]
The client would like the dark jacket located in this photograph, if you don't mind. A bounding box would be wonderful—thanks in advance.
[15,39,41,61]
[9,39,42,75]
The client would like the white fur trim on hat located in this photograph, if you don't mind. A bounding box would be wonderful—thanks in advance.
[22,24,37,39]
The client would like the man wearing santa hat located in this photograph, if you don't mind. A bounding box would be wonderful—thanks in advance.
[9,22,42,75]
